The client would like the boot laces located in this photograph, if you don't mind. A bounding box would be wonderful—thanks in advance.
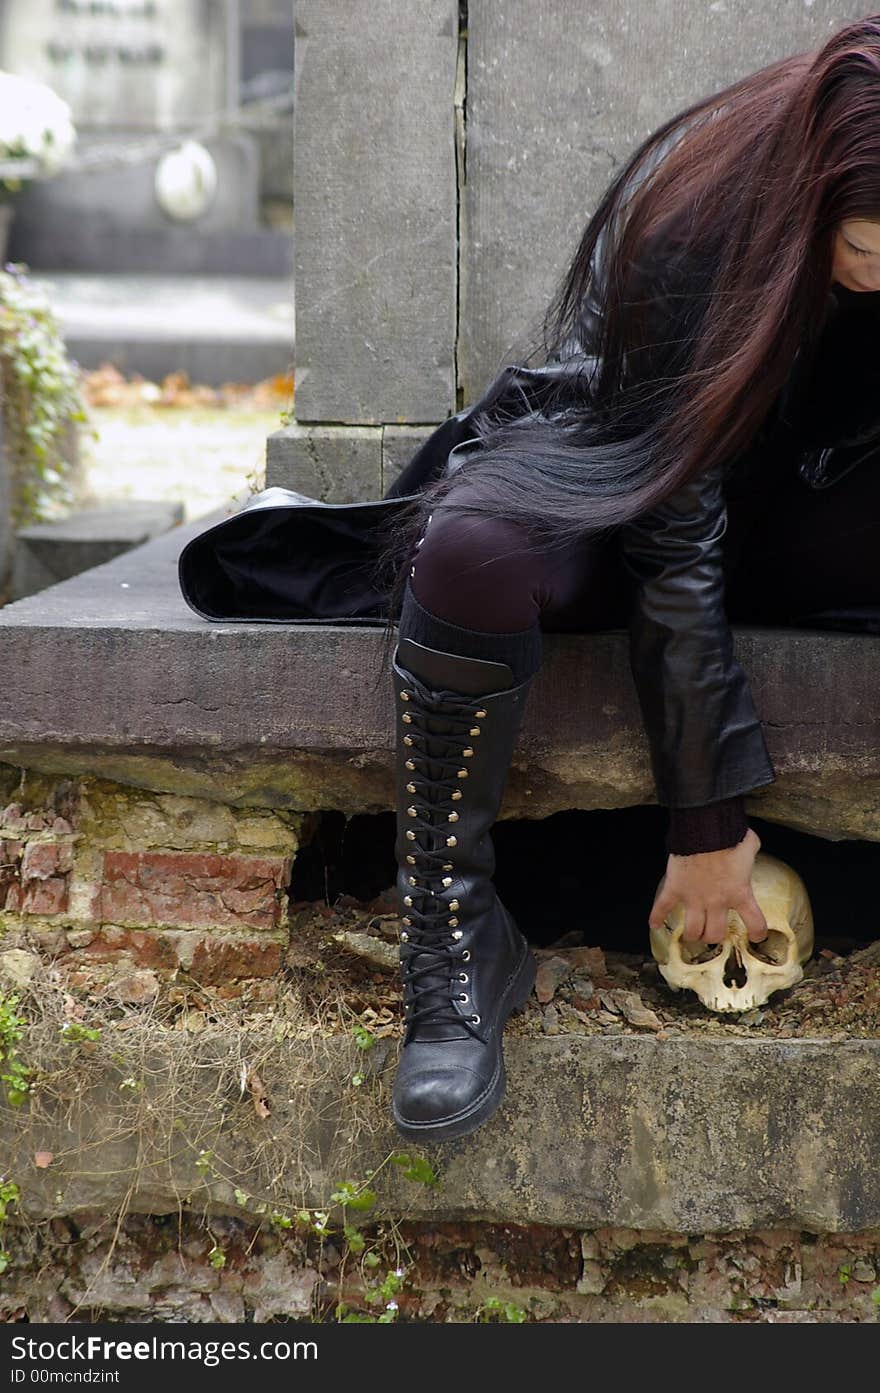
[397,670,489,1040]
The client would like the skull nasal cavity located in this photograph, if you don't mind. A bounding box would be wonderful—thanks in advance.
[722,948,749,990]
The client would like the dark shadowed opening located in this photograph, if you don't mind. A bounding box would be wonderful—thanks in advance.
[288,808,879,955]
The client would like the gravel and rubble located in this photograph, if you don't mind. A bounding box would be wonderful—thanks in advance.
[283,890,880,1045]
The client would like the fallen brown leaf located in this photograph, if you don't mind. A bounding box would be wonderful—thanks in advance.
[247,1069,271,1119]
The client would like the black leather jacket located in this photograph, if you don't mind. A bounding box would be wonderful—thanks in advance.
[385,182,880,810]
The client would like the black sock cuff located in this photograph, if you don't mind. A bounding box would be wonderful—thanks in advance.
[398,581,542,686]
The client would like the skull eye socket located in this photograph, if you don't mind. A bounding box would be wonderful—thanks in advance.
[678,940,723,965]
[747,930,791,966]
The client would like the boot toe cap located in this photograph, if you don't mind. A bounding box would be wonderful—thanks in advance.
[393,1064,489,1126]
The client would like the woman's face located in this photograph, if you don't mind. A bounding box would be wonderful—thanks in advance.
[831,219,880,292]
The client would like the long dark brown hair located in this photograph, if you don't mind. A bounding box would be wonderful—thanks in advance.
[372,15,880,680]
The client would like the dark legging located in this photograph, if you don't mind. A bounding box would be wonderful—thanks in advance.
[407,450,880,638]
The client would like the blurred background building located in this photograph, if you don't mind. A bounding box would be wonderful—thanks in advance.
[0,0,295,384]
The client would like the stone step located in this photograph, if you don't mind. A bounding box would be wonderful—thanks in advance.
[0,498,877,841]
[28,272,295,386]
[4,1030,879,1233]
[12,500,185,601]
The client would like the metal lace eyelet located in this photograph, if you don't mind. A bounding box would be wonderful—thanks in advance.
[401,931,409,942]
[449,898,460,910]
[446,835,457,847]
[404,895,413,907]
[448,917,459,927]
[470,1014,480,1024]
[406,782,417,793]
[405,759,415,770]
[461,949,470,960]
[408,876,417,886]
[404,735,414,746]
[457,768,468,779]
[458,993,469,1004]
[475,708,487,718]
[451,790,462,800]
[406,855,415,865]
[452,930,463,941]
[402,916,412,926]
[469,726,481,737]
[442,876,453,888]
[448,811,459,823]
[443,862,454,871]
[458,972,468,983]
[402,712,413,723]
[400,690,410,700]
[462,747,474,758]
[407,806,418,817]
[406,830,416,840]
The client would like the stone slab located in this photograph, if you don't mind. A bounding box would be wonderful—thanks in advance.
[10,224,294,279]
[266,422,382,501]
[14,134,261,235]
[460,0,869,400]
[28,273,294,385]
[293,0,458,422]
[12,500,185,601]
[381,426,438,495]
[7,1030,880,1233]
[0,506,880,837]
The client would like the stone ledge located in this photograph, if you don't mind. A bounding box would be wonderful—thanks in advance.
[0,505,879,835]
[6,1031,880,1233]
[13,500,185,601]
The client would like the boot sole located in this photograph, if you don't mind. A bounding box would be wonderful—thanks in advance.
[391,946,537,1144]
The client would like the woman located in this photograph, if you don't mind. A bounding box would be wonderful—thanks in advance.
[177,17,880,1145]
[372,16,880,1142]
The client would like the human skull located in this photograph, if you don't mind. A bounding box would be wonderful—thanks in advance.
[649,851,814,1013]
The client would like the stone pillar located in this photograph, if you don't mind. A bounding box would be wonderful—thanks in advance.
[273,0,867,501]
[268,0,460,501]
[459,0,868,399]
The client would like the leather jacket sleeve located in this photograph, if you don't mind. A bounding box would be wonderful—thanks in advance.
[620,460,775,806]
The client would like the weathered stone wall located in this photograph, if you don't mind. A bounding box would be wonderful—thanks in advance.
[273,0,869,498]
[3,1213,880,1323]
[0,767,304,996]
[2,761,880,1315]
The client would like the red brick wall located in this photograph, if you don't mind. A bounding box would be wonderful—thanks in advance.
[0,775,304,995]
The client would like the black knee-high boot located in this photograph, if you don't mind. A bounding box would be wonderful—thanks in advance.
[389,615,539,1142]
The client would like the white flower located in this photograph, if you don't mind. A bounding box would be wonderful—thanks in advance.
[0,72,76,173]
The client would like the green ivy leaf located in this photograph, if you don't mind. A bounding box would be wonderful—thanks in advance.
[343,1224,365,1254]
[389,1152,439,1187]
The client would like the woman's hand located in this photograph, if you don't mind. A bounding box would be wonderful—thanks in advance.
[648,827,768,944]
